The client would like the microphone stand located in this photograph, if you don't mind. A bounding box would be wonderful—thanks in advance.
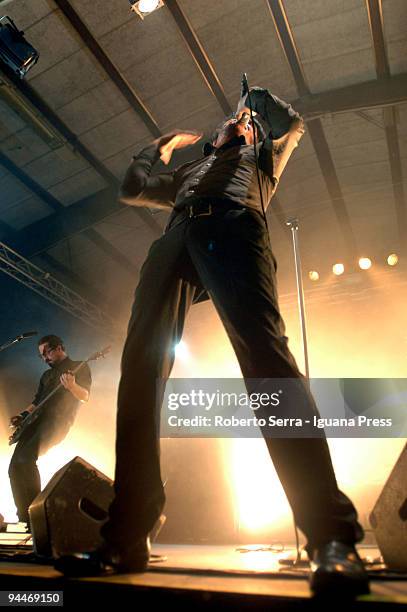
[0,334,35,354]
[286,218,310,379]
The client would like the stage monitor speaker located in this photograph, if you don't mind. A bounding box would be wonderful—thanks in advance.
[369,443,407,571]
[29,456,114,558]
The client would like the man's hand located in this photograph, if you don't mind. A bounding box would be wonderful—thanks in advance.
[60,371,89,402]
[60,370,76,391]
[9,405,34,428]
[153,130,202,165]
[9,414,24,428]
[236,89,259,121]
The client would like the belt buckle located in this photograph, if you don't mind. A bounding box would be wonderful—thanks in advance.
[189,203,212,218]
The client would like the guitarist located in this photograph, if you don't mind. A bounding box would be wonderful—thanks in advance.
[8,334,92,529]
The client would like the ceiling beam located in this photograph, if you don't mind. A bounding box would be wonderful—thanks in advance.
[383,106,406,242]
[306,121,357,255]
[0,151,138,275]
[293,71,407,119]
[267,0,308,97]
[366,0,389,77]
[266,0,358,258]
[365,0,406,244]
[54,0,161,139]
[164,0,232,116]
[6,186,121,256]
[0,61,163,238]
[0,151,60,212]
[4,70,406,256]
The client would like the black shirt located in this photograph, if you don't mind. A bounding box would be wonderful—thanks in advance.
[32,357,92,429]
[121,88,305,214]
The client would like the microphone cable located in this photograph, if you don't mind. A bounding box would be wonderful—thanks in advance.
[241,74,303,567]
[241,73,269,236]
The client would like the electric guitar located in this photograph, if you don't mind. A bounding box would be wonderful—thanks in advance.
[9,346,111,446]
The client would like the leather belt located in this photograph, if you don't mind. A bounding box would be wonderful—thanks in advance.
[186,201,213,218]
[175,199,245,219]
[165,199,247,233]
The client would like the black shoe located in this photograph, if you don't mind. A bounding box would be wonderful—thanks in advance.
[54,536,151,577]
[310,541,370,597]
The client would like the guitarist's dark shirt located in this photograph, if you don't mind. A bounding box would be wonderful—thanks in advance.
[32,357,92,433]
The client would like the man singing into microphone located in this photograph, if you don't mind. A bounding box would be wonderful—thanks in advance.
[57,85,369,596]
[8,335,91,530]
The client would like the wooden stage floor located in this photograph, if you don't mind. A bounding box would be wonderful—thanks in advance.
[0,537,406,608]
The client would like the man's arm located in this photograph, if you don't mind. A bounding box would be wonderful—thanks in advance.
[237,87,305,181]
[9,376,45,427]
[9,404,35,427]
[119,144,176,211]
[237,87,303,140]
[119,131,202,210]
[60,372,89,403]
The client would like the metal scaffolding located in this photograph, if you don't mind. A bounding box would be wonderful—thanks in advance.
[0,241,116,336]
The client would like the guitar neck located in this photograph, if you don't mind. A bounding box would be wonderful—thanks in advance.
[33,359,88,412]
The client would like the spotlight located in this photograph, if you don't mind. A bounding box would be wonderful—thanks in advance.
[332,263,344,276]
[387,253,398,267]
[358,257,372,270]
[308,271,319,281]
[0,16,39,78]
[130,0,163,19]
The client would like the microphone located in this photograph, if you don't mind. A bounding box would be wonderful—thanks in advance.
[237,112,250,126]
[17,331,38,340]
[241,73,249,98]
[0,331,38,354]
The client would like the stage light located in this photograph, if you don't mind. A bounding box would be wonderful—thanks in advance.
[0,77,65,148]
[0,16,39,77]
[139,0,161,10]
[387,253,398,267]
[358,257,372,270]
[332,263,344,276]
[130,0,163,18]
[175,340,189,361]
[308,271,319,281]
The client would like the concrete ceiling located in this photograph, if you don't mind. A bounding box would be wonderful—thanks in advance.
[0,0,406,312]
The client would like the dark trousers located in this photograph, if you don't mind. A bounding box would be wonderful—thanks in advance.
[101,204,363,553]
[9,420,70,523]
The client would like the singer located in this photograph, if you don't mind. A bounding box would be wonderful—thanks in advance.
[8,335,91,529]
[56,85,369,596]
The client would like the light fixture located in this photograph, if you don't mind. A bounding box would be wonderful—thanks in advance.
[387,253,398,267]
[332,263,345,276]
[130,0,164,19]
[0,16,39,78]
[358,257,372,270]
[308,271,319,281]
[0,74,65,149]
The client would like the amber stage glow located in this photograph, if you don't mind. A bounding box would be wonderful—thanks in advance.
[1,277,406,536]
